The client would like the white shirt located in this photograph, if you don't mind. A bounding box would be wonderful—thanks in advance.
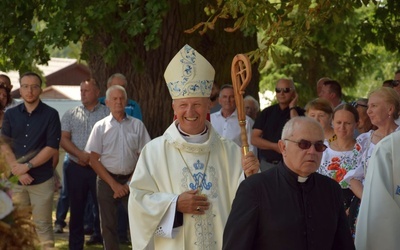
[210,109,255,153]
[85,114,151,175]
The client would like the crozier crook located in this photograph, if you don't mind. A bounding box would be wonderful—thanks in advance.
[231,54,252,155]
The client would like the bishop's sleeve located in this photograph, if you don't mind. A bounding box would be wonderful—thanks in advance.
[128,143,176,250]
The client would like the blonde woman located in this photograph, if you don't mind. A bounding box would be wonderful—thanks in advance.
[305,98,335,143]
[344,87,400,238]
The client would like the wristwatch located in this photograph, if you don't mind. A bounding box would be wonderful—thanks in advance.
[27,162,34,170]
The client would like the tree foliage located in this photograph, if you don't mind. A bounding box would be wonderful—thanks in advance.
[190,0,400,104]
[0,0,260,137]
[1,0,399,134]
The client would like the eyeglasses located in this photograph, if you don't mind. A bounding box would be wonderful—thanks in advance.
[392,80,400,87]
[20,84,41,91]
[284,139,327,152]
[275,87,292,93]
[350,101,368,109]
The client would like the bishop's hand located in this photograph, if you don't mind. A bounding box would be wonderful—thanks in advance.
[177,189,210,215]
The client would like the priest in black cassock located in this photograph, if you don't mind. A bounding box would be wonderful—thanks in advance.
[223,117,355,250]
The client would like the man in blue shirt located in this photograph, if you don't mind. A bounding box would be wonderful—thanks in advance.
[1,72,61,249]
[98,73,142,120]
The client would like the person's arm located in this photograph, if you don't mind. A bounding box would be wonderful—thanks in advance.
[242,151,260,177]
[251,128,280,153]
[11,146,58,176]
[289,92,300,118]
[349,179,363,199]
[52,150,59,168]
[60,131,89,166]
[89,151,129,198]
[1,143,34,185]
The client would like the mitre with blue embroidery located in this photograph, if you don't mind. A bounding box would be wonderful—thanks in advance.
[164,44,215,99]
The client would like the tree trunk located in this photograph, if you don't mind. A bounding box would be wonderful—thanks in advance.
[85,0,259,138]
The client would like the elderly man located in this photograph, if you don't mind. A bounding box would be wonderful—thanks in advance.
[85,85,151,249]
[128,44,259,250]
[223,117,355,250]
[355,130,400,250]
[99,73,142,120]
[211,84,255,153]
[244,95,259,121]
[251,78,303,171]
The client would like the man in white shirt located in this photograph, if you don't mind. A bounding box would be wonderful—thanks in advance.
[211,84,255,153]
[85,85,151,249]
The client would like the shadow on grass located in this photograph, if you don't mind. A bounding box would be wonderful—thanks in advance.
[55,238,131,250]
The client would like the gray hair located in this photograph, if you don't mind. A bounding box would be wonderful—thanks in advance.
[281,117,323,143]
[276,78,296,90]
[244,95,260,112]
[106,85,127,101]
[107,73,127,88]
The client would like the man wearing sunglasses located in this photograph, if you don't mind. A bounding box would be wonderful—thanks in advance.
[223,117,355,250]
[252,78,304,171]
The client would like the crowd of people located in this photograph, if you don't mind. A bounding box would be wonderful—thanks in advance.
[0,46,399,249]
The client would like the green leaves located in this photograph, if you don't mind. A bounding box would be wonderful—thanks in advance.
[0,0,170,71]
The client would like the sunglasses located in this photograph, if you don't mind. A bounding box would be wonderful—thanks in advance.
[350,101,368,108]
[275,87,292,93]
[284,139,327,152]
[392,80,400,87]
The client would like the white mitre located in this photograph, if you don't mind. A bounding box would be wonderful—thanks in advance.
[164,44,215,99]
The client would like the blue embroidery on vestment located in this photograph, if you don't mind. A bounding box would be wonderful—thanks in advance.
[193,160,204,170]
[189,172,212,191]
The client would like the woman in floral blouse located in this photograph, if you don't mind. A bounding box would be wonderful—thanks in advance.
[318,103,359,209]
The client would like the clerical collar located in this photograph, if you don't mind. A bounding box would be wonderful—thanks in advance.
[282,163,310,183]
[177,124,209,144]
[297,176,308,183]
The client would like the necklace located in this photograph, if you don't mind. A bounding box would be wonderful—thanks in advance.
[178,149,211,196]
[331,139,355,151]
